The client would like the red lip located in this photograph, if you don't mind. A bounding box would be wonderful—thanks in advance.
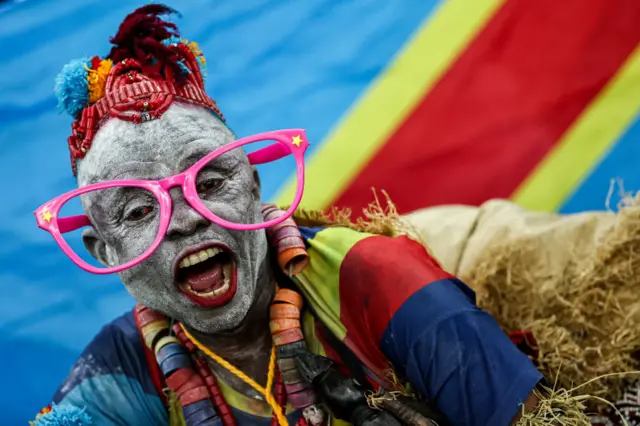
[173,242,238,308]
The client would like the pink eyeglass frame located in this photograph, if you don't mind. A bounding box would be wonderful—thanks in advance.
[34,129,309,275]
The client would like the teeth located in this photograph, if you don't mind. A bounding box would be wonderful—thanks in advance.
[179,247,222,268]
[181,278,230,298]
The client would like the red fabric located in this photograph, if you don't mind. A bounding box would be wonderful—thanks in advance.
[338,235,452,373]
[334,0,640,214]
[508,330,539,362]
[133,307,167,406]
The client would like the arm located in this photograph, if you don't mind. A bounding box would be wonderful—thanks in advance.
[337,233,542,426]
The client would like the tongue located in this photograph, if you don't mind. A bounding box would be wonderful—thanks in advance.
[183,259,225,292]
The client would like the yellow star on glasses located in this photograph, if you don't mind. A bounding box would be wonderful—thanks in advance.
[291,135,303,147]
[42,210,53,223]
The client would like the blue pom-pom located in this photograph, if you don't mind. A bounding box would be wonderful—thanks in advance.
[32,404,92,426]
[163,36,182,46]
[54,57,91,117]
[162,37,207,82]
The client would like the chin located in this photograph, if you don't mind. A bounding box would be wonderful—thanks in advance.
[177,274,256,334]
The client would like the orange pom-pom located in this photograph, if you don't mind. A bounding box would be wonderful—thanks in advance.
[86,58,112,103]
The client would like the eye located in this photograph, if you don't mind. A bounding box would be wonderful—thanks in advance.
[125,205,154,222]
[196,178,225,194]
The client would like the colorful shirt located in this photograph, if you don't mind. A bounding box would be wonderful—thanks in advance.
[51,225,542,426]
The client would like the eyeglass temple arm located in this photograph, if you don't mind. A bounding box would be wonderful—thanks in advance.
[57,215,92,233]
[247,143,290,165]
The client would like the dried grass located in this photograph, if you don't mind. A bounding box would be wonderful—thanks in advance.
[470,192,640,404]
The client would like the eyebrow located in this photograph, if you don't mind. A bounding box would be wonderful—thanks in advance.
[180,145,240,171]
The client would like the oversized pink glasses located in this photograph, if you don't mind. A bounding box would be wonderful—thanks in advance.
[34,129,309,274]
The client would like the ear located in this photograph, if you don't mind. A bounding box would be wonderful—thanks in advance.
[82,228,112,267]
[251,166,262,200]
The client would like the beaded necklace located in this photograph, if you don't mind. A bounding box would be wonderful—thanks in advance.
[135,205,327,426]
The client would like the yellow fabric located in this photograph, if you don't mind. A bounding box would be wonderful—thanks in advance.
[512,45,640,212]
[292,226,372,341]
[167,390,187,426]
[180,325,289,426]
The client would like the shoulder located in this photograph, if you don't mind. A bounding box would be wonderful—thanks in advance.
[53,310,155,401]
[299,224,452,291]
[295,225,464,364]
[53,310,167,425]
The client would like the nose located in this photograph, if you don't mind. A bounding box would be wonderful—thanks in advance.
[166,187,209,238]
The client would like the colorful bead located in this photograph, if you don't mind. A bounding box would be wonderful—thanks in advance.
[181,400,212,417]
[272,328,305,346]
[287,389,316,408]
[154,335,181,354]
[270,304,302,320]
[277,341,308,358]
[262,204,309,276]
[270,318,301,334]
[135,305,166,327]
[160,352,193,376]
[157,342,184,362]
[178,386,211,406]
[166,368,195,390]
[183,405,219,425]
[272,289,303,310]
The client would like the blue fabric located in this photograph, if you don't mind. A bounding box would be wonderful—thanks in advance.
[52,311,167,425]
[380,278,543,426]
[51,310,303,425]
[299,226,325,248]
[53,311,158,401]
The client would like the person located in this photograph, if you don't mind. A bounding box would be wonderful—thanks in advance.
[31,5,584,426]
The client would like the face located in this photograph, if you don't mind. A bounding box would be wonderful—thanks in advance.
[76,103,269,333]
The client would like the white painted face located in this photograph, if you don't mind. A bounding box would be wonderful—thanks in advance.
[76,102,269,333]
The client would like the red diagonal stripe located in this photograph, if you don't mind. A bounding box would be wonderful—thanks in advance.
[333,0,640,214]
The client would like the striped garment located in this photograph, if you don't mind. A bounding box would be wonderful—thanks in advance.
[50,225,541,426]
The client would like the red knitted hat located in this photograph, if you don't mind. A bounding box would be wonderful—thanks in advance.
[54,5,224,175]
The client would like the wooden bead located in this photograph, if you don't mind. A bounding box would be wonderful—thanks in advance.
[175,375,206,395]
[287,388,316,408]
[181,399,211,418]
[277,246,309,277]
[269,318,301,334]
[284,381,308,394]
[270,304,301,320]
[154,335,181,355]
[160,352,192,376]
[280,367,302,384]
[276,357,297,373]
[276,341,307,358]
[183,405,218,425]
[272,328,304,347]
[141,321,169,349]
[273,289,303,309]
[178,386,210,406]
[166,368,196,390]
[156,343,183,363]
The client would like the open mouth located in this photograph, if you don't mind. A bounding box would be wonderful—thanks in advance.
[174,244,238,308]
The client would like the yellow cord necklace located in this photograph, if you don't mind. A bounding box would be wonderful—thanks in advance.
[179,324,289,426]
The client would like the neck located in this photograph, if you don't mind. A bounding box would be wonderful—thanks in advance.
[185,255,275,393]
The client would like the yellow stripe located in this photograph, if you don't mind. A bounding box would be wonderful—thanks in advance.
[293,227,372,341]
[512,46,640,212]
[274,0,506,209]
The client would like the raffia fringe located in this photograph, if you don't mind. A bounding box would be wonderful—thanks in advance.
[288,188,426,245]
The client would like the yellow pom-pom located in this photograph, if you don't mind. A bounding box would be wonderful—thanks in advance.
[86,59,112,104]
